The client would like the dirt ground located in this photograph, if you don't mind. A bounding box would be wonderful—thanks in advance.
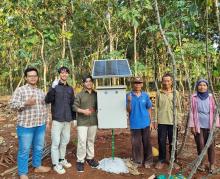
[0,96,220,179]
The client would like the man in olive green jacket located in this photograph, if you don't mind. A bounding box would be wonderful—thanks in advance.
[73,75,99,172]
[154,73,182,170]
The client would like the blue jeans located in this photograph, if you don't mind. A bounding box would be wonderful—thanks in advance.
[16,125,46,176]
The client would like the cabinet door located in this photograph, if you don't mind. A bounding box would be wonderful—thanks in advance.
[97,89,127,129]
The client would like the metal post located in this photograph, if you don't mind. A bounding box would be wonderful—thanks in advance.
[112,129,115,160]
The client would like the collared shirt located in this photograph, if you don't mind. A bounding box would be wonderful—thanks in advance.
[73,89,98,126]
[10,84,48,128]
[45,80,75,122]
[155,90,181,125]
[126,91,152,129]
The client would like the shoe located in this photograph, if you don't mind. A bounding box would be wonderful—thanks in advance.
[34,166,51,173]
[86,158,99,168]
[76,162,84,172]
[20,175,28,179]
[53,164,66,174]
[155,161,165,169]
[59,159,72,168]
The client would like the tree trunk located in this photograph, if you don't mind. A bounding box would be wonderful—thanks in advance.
[37,30,47,92]
[8,45,13,94]
[68,40,76,87]
[154,0,178,177]
[62,20,66,59]
[134,26,137,76]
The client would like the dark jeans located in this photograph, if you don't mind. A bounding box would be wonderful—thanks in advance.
[194,128,215,165]
[130,127,153,164]
[158,124,177,162]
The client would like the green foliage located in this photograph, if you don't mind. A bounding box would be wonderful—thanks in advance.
[102,50,125,59]
[0,0,219,93]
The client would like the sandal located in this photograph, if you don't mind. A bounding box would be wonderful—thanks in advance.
[198,165,206,172]
[144,162,153,169]
[173,162,180,170]
[209,165,218,174]
[155,161,165,169]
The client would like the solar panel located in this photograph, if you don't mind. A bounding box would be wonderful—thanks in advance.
[92,59,132,78]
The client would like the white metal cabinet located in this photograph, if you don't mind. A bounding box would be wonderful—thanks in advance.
[96,86,127,129]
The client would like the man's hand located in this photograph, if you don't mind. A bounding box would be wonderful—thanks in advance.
[150,122,154,131]
[24,95,36,106]
[127,94,132,102]
[153,121,158,130]
[191,127,196,135]
[177,124,182,131]
[52,79,59,88]
[46,121,50,130]
[83,109,92,116]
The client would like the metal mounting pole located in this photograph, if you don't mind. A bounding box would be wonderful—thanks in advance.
[112,129,115,160]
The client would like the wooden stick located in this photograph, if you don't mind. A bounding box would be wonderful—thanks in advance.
[0,145,51,177]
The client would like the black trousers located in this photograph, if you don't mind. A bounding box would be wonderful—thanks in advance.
[158,124,177,162]
[130,127,153,164]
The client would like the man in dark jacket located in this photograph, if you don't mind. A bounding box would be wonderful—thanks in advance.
[45,66,75,174]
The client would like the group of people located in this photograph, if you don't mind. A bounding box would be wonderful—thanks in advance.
[10,67,219,179]
[126,74,219,174]
[10,67,98,179]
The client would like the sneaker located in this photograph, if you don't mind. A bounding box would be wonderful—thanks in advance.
[86,159,99,168]
[59,159,72,168]
[76,162,84,172]
[53,164,66,174]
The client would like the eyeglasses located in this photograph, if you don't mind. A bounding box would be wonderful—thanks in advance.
[27,75,38,78]
[134,82,143,84]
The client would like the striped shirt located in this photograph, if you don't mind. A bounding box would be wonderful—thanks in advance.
[10,84,48,128]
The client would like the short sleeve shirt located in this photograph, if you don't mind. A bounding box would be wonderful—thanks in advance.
[127,91,152,129]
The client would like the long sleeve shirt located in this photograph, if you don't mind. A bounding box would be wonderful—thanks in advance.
[45,81,75,122]
[10,84,48,128]
[189,93,220,133]
[155,90,182,125]
[73,89,98,126]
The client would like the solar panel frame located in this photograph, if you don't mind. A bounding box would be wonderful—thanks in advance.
[92,59,132,78]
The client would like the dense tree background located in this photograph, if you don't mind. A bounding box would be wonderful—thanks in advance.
[0,0,219,94]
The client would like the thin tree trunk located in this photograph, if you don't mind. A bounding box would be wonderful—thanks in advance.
[16,58,30,89]
[215,0,220,35]
[134,26,137,76]
[177,31,192,156]
[154,0,177,177]
[36,30,47,92]
[68,39,75,87]
[8,45,13,94]
[187,1,220,177]
[62,20,66,59]
[108,9,114,54]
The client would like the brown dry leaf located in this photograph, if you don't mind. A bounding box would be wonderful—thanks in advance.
[123,158,142,175]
